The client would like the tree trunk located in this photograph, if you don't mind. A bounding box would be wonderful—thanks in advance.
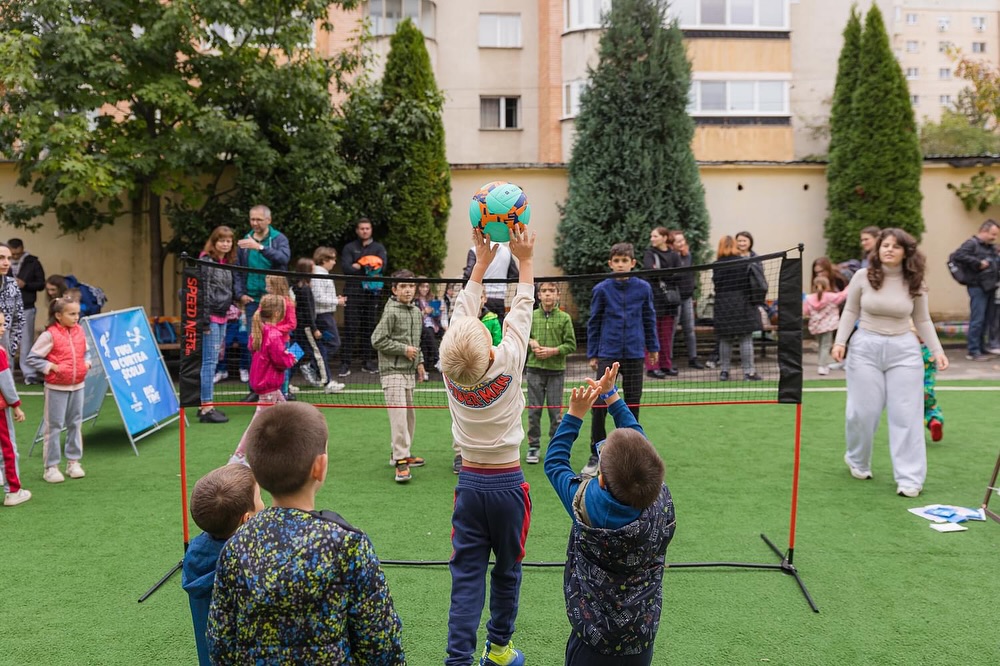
[148,186,164,316]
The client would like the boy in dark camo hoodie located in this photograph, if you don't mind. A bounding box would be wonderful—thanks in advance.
[544,363,675,665]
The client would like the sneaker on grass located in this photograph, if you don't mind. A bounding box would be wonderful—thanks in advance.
[66,460,86,479]
[480,640,524,666]
[4,488,32,506]
[43,466,64,484]
[453,454,462,475]
[389,455,425,467]
[580,454,599,479]
[394,462,411,483]
[525,446,540,464]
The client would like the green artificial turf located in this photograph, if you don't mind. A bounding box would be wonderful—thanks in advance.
[5,385,1000,665]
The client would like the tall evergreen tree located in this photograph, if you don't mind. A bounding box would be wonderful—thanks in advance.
[342,19,450,276]
[554,0,708,305]
[824,6,863,257]
[827,5,924,261]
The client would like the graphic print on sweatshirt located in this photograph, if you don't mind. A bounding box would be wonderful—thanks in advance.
[445,373,513,408]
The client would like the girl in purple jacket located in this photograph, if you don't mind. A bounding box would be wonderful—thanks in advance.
[228,295,297,466]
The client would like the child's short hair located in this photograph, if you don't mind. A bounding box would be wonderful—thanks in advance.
[599,430,665,510]
[245,402,328,497]
[294,257,314,276]
[439,315,492,386]
[537,281,559,292]
[313,246,337,264]
[609,242,635,260]
[190,464,258,539]
[391,269,415,280]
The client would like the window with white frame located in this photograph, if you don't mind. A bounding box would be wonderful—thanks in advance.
[367,0,435,38]
[973,41,987,53]
[911,95,920,106]
[937,16,949,31]
[906,13,917,25]
[565,0,610,30]
[906,40,919,53]
[563,79,587,118]
[670,0,787,29]
[905,67,919,80]
[687,79,789,115]
[940,94,952,106]
[939,67,951,80]
[479,13,521,47]
[480,97,520,129]
[972,16,987,31]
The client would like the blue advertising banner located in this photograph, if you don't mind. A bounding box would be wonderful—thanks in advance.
[86,308,180,437]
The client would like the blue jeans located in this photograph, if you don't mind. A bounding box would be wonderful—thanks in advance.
[675,297,698,361]
[200,322,225,405]
[968,285,990,356]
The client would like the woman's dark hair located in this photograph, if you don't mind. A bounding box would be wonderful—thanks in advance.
[46,275,68,299]
[735,231,754,251]
[867,228,925,297]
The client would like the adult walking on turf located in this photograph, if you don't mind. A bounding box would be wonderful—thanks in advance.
[0,244,25,363]
[642,226,679,378]
[339,218,387,377]
[235,205,290,395]
[7,239,45,384]
[832,228,948,499]
[949,219,999,361]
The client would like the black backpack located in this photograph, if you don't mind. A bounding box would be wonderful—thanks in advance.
[947,250,976,286]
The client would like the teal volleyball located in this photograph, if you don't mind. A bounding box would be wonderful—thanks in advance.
[468,181,531,242]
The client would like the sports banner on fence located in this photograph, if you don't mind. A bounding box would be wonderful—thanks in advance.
[86,307,180,452]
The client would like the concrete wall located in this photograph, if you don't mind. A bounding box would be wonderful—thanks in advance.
[1,160,992,320]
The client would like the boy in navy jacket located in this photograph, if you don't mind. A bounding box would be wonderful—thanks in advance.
[584,242,659,477]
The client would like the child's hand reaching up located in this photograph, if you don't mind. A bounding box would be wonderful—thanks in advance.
[567,384,602,419]
[508,224,536,263]
[472,229,499,267]
[592,362,620,395]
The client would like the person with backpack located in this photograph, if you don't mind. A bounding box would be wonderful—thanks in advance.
[949,219,1000,361]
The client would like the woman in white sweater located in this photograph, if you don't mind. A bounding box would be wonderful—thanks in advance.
[831,228,949,498]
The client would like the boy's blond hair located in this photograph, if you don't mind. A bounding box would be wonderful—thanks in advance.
[439,315,492,386]
[190,465,258,539]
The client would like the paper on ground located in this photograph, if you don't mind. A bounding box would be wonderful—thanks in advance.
[908,504,985,523]
[930,522,968,533]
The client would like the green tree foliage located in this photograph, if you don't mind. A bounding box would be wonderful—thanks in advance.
[340,19,450,276]
[824,6,862,248]
[920,110,1000,156]
[554,0,708,306]
[0,0,360,313]
[825,5,924,262]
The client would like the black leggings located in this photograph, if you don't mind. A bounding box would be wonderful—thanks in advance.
[565,633,654,666]
[590,357,644,453]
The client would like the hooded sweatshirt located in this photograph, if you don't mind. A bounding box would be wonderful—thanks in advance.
[181,531,228,666]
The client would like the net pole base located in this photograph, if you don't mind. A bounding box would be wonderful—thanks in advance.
[138,560,183,603]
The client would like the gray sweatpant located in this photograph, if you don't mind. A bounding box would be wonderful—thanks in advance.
[526,368,564,448]
[844,329,926,489]
[43,387,84,469]
[381,373,416,462]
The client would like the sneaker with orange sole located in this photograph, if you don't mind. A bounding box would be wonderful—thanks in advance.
[394,462,411,483]
[388,455,425,467]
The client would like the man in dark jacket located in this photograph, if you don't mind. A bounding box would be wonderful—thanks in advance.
[951,219,999,360]
[7,239,45,383]
[339,218,388,376]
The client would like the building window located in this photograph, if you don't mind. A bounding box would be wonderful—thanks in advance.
[563,79,587,118]
[911,95,920,106]
[973,41,987,53]
[367,0,435,38]
[480,97,520,129]
[479,13,521,47]
[972,16,987,32]
[905,67,919,80]
[938,40,953,53]
[937,16,950,31]
[906,13,917,26]
[940,94,952,106]
[670,0,787,30]
[905,40,919,53]
[565,0,610,30]
[687,79,789,115]
[939,68,951,80]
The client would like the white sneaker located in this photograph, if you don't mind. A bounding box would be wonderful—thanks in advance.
[288,385,301,394]
[324,380,345,394]
[228,453,249,467]
[4,488,32,506]
[66,460,86,479]
[43,466,65,483]
[829,361,845,371]
[844,454,872,480]
[213,370,229,384]
[897,486,921,498]
[239,368,250,383]
[580,454,600,479]
[817,366,829,376]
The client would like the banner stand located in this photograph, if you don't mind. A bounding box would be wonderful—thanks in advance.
[29,307,180,457]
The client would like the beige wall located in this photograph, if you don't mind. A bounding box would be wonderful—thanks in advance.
[687,38,792,72]
[2,160,991,320]
[692,126,794,162]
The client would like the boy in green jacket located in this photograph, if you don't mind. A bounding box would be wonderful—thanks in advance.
[525,282,577,464]
[371,269,426,483]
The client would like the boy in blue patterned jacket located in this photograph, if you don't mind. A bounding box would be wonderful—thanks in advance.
[544,363,676,666]
[207,402,404,665]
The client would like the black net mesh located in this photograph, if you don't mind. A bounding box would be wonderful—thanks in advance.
[179,250,802,409]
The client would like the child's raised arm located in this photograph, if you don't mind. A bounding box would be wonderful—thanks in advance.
[545,381,604,518]
[465,229,500,286]
[508,224,535,286]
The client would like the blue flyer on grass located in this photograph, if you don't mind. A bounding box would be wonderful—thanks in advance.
[86,308,180,436]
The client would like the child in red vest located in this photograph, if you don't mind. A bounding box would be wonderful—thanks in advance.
[0,311,30,505]
[26,298,90,483]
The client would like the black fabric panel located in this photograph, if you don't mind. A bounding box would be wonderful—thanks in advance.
[178,260,204,408]
[777,252,803,404]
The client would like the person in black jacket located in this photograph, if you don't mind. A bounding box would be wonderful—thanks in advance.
[670,231,705,369]
[197,227,237,424]
[712,236,762,381]
[8,239,45,384]
[642,226,680,378]
[951,219,1000,360]
[339,218,388,377]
